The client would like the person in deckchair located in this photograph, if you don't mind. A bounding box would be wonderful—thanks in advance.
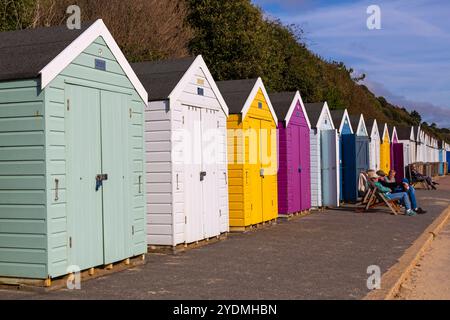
[368,171,416,216]
[411,164,438,190]
[376,170,426,215]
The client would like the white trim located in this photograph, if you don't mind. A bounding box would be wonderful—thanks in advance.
[390,126,398,143]
[284,90,311,129]
[357,114,369,137]
[410,126,415,141]
[168,55,229,116]
[370,119,380,142]
[382,123,391,143]
[318,102,335,130]
[338,109,354,134]
[241,77,278,124]
[39,19,148,105]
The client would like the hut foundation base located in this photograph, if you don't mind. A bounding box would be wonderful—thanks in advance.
[0,254,146,291]
[148,232,228,254]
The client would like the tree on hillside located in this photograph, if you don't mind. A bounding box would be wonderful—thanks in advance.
[187,0,286,85]
[410,110,422,125]
[0,0,35,31]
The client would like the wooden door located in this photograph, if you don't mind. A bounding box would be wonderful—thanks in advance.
[342,134,357,203]
[260,119,276,222]
[200,108,220,238]
[299,125,311,211]
[184,106,204,243]
[65,84,103,270]
[321,130,339,207]
[248,117,262,225]
[100,90,132,264]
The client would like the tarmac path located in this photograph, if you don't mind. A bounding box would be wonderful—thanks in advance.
[1,177,449,300]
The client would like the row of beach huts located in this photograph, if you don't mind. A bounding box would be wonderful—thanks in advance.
[0,20,449,284]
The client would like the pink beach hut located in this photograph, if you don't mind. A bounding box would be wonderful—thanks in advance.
[270,91,312,216]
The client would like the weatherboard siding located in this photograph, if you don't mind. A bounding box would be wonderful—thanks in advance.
[0,78,47,279]
[45,37,146,277]
[146,100,173,246]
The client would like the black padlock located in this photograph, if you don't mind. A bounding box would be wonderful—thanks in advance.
[95,175,103,191]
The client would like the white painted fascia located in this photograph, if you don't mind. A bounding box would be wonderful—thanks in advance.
[339,109,354,134]
[284,90,311,129]
[357,114,369,137]
[319,102,335,130]
[241,77,278,124]
[168,55,229,116]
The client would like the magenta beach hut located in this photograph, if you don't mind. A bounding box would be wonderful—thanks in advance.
[270,91,312,217]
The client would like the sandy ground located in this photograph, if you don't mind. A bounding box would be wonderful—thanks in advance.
[397,222,450,300]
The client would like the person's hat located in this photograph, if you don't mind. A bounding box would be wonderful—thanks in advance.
[376,170,387,177]
[368,171,379,179]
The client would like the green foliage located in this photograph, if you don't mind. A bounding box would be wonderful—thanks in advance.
[0,0,35,31]
[0,0,448,142]
[410,110,422,125]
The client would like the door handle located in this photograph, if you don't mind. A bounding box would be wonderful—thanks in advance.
[298,167,302,173]
[260,168,265,177]
[200,171,207,181]
[95,174,108,191]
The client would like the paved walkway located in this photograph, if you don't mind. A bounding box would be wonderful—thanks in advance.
[1,177,449,300]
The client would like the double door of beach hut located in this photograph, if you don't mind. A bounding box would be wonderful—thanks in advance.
[66,85,137,269]
[392,143,405,181]
[247,117,277,224]
[342,135,370,202]
[182,106,221,243]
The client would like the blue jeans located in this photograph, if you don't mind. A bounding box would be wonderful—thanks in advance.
[394,186,418,209]
[387,192,412,210]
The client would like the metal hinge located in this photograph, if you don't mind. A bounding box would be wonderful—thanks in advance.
[69,237,72,248]
[129,108,132,119]
[67,99,70,111]
[185,216,187,224]
[132,226,135,235]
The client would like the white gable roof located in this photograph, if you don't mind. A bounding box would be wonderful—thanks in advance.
[39,19,148,104]
[285,90,311,129]
[370,119,380,141]
[339,109,354,134]
[318,102,335,130]
[169,55,229,116]
[241,77,278,123]
[356,114,368,136]
[382,123,391,142]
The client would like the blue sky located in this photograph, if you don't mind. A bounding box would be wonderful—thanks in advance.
[252,0,450,128]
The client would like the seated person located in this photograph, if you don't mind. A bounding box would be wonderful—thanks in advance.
[376,170,427,214]
[368,171,416,216]
[411,164,438,190]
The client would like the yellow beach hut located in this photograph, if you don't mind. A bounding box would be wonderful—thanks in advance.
[217,78,278,231]
[380,123,391,173]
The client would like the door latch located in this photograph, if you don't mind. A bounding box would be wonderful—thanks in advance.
[298,166,302,173]
[260,168,265,177]
[95,174,108,191]
[200,171,207,181]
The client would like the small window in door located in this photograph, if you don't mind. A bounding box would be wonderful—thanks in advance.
[197,88,204,96]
